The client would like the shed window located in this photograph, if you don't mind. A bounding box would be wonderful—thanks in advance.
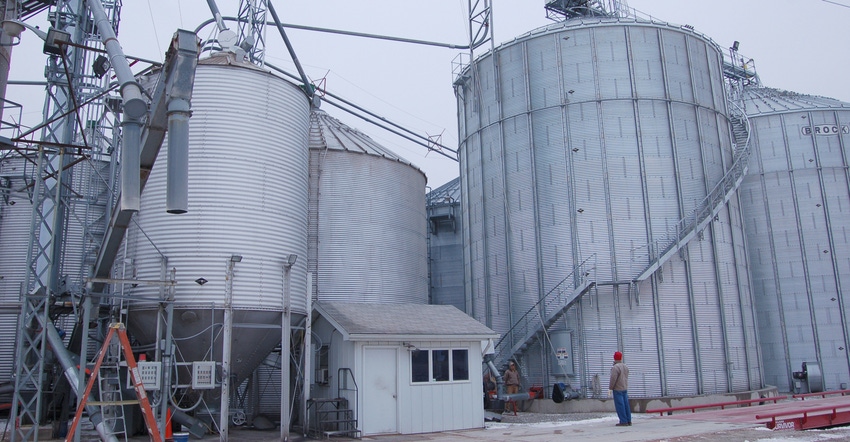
[411,348,470,383]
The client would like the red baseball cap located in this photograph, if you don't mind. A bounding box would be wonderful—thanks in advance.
[614,351,623,361]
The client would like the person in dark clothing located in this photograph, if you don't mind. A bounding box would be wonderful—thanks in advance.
[609,351,631,426]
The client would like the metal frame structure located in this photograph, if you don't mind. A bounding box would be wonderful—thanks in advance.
[11,1,122,439]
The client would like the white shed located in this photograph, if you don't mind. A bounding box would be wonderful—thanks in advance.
[310,302,498,437]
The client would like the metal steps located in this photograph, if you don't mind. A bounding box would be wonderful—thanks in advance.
[493,108,752,371]
[632,110,751,283]
[308,397,361,439]
[492,255,597,369]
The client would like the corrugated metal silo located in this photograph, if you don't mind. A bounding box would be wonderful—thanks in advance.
[426,178,465,311]
[456,16,760,397]
[739,87,850,392]
[307,110,428,304]
[126,54,310,384]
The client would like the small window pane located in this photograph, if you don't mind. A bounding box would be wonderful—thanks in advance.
[452,349,469,381]
[432,350,450,382]
[411,350,429,383]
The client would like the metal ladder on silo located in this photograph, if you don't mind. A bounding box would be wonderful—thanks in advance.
[631,108,751,283]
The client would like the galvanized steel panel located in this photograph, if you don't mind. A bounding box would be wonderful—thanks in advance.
[527,34,561,109]
[743,90,850,391]
[457,19,753,397]
[129,63,309,312]
[126,63,309,381]
[0,156,36,304]
[314,150,427,304]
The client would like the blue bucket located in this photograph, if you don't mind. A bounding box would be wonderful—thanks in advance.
[173,432,189,442]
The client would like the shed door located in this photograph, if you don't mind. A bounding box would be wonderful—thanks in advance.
[362,347,398,434]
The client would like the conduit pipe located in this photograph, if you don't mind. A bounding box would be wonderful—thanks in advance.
[86,0,146,212]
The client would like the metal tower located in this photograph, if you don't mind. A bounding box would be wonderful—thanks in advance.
[236,0,267,65]
[11,0,122,439]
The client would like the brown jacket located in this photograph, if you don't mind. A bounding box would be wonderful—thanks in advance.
[609,361,629,391]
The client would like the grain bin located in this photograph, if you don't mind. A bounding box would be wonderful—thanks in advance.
[307,110,428,304]
[739,86,850,392]
[426,178,464,311]
[126,54,310,385]
[455,14,760,397]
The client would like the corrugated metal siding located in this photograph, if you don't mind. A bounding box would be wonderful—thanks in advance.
[743,96,850,391]
[458,19,755,397]
[0,156,35,304]
[0,157,39,382]
[61,159,111,292]
[0,312,17,382]
[128,63,310,313]
[314,150,427,304]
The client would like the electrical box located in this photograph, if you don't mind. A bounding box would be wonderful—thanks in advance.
[316,368,329,385]
[192,361,217,389]
[133,361,161,390]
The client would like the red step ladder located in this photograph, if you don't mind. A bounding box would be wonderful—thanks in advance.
[65,323,162,442]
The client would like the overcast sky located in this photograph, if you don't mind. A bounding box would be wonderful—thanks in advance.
[6,0,849,189]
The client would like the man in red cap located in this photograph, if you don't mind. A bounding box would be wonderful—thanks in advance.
[609,351,631,426]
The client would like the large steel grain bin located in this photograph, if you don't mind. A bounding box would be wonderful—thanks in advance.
[455,14,760,397]
[125,54,310,385]
[307,110,428,304]
[426,178,464,311]
[739,86,850,392]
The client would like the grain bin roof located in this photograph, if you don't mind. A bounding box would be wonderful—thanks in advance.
[309,110,424,177]
[742,86,850,116]
[315,302,497,341]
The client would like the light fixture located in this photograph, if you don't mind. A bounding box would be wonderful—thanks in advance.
[0,20,24,46]
[285,254,297,268]
[230,254,243,263]
[195,277,208,285]
[92,55,110,78]
[731,41,740,52]
[1,20,24,39]
[43,27,71,55]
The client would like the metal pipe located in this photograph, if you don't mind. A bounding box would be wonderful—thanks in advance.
[485,359,505,396]
[267,2,312,99]
[45,324,118,442]
[302,272,313,436]
[193,17,488,51]
[220,259,235,442]
[166,98,190,214]
[281,261,293,441]
[205,0,229,32]
[86,0,147,213]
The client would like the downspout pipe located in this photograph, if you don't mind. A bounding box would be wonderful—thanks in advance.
[165,30,198,214]
[485,358,505,397]
[45,324,119,442]
[86,0,146,212]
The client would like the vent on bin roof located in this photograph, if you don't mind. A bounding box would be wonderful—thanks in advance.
[308,110,421,171]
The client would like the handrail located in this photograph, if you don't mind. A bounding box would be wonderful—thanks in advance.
[647,396,787,416]
[632,104,751,283]
[492,254,596,367]
[793,389,850,400]
[756,402,850,420]
[337,367,358,424]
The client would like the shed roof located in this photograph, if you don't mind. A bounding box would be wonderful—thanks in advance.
[315,302,498,341]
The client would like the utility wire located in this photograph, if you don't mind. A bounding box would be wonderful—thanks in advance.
[822,0,850,8]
